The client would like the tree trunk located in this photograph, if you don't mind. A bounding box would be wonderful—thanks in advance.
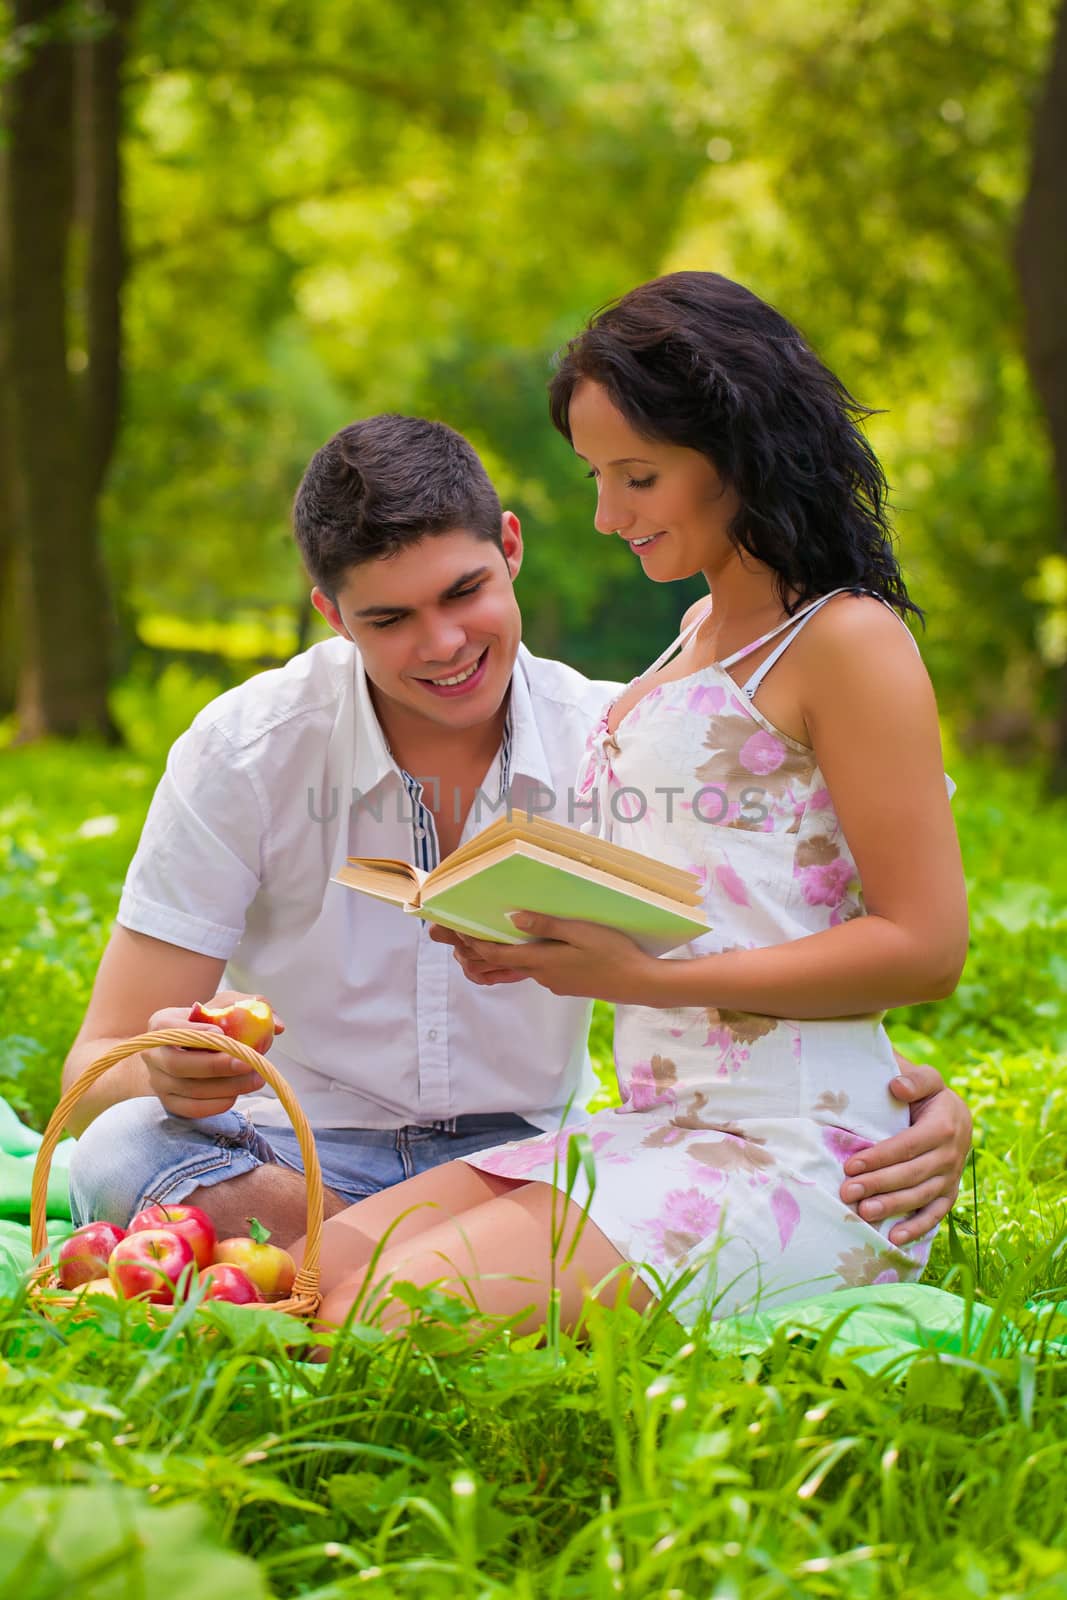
[0,0,131,741]
[1016,0,1067,791]
[79,0,134,499]
[0,136,17,721]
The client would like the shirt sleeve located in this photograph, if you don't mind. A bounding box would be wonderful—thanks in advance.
[117,718,269,958]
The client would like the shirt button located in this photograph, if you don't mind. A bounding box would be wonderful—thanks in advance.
[414,826,426,839]
[427,1029,438,1041]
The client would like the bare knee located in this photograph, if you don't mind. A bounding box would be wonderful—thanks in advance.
[189,1166,347,1249]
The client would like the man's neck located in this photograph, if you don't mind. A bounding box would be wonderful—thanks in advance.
[369,681,511,787]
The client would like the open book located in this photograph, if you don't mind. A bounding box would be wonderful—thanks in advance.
[332,814,710,954]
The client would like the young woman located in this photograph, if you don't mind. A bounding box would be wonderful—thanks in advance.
[314,272,968,1333]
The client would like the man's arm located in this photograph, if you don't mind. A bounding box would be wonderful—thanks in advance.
[62,925,234,1135]
[839,1059,972,1246]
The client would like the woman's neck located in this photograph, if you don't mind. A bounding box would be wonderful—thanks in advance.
[698,554,789,639]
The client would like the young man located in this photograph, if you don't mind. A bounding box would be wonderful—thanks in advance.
[65,415,971,1248]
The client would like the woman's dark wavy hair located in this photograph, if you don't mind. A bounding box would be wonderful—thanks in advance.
[549,271,920,620]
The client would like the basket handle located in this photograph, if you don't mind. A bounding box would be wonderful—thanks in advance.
[30,1028,323,1296]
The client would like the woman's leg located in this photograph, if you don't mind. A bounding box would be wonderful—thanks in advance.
[318,1178,655,1337]
[293,1159,520,1296]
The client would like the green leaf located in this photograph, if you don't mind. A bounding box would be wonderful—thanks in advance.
[0,1485,269,1599]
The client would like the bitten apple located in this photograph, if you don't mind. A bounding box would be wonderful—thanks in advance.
[109,1229,195,1304]
[128,1203,216,1271]
[214,1217,296,1298]
[57,1221,127,1289]
[187,996,275,1054]
[199,1263,262,1305]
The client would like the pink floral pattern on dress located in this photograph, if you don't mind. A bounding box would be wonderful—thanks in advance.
[474,1125,627,1180]
[715,864,750,906]
[771,1185,801,1249]
[823,1127,874,1167]
[739,729,788,775]
[687,683,728,716]
[647,1188,724,1264]
[797,858,855,909]
[623,1055,678,1111]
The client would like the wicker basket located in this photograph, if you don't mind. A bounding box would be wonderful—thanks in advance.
[29,1027,323,1319]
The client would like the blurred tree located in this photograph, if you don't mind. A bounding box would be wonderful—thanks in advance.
[1017,0,1067,788]
[0,0,132,738]
[663,0,1060,749]
[102,0,719,678]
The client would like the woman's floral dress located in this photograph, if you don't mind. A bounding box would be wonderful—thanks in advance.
[465,591,934,1326]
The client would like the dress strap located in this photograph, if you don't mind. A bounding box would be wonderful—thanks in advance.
[728,587,920,701]
[728,589,853,701]
[642,598,715,679]
[716,587,854,672]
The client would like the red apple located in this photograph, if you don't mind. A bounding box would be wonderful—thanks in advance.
[188,996,275,1054]
[57,1221,127,1289]
[108,1228,195,1304]
[214,1217,296,1298]
[198,1263,262,1305]
[128,1203,216,1271]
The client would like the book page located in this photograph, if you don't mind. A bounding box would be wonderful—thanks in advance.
[333,859,426,909]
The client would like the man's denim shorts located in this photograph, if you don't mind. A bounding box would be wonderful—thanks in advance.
[68,1098,539,1226]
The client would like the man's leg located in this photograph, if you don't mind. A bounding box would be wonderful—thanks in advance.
[185,1167,348,1245]
[67,1098,348,1243]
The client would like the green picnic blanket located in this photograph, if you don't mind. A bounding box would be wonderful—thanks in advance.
[0,1095,74,1220]
[0,1094,75,1295]
[706,1280,1067,1372]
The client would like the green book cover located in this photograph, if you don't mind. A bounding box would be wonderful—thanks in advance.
[412,847,708,955]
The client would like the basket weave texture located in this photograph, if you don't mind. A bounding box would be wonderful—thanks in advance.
[29,1028,323,1318]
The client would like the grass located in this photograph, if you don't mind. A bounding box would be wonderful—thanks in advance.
[1,678,1067,1594]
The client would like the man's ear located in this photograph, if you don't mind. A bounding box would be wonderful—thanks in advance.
[500,512,523,581]
[311,587,353,642]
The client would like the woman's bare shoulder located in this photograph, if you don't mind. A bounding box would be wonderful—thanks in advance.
[797,592,933,733]
[800,591,920,662]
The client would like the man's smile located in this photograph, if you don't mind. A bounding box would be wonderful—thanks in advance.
[414,647,491,696]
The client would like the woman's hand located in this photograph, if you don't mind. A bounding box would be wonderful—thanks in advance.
[430,913,659,1002]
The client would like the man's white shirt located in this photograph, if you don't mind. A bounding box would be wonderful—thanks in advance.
[118,638,618,1131]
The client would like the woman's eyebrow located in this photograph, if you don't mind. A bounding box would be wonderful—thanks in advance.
[574,453,658,467]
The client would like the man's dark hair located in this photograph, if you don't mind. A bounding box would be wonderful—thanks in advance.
[549,271,920,620]
[293,414,503,596]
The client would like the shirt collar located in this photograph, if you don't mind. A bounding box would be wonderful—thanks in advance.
[505,645,555,793]
[351,644,554,802]
[351,650,400,798]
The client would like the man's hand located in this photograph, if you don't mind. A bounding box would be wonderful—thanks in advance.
[840,1060,972,1246]
[143,991,286,1119]
[428,924,528,984]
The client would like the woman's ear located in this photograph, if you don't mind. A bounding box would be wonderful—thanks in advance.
[500,512,524,581]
